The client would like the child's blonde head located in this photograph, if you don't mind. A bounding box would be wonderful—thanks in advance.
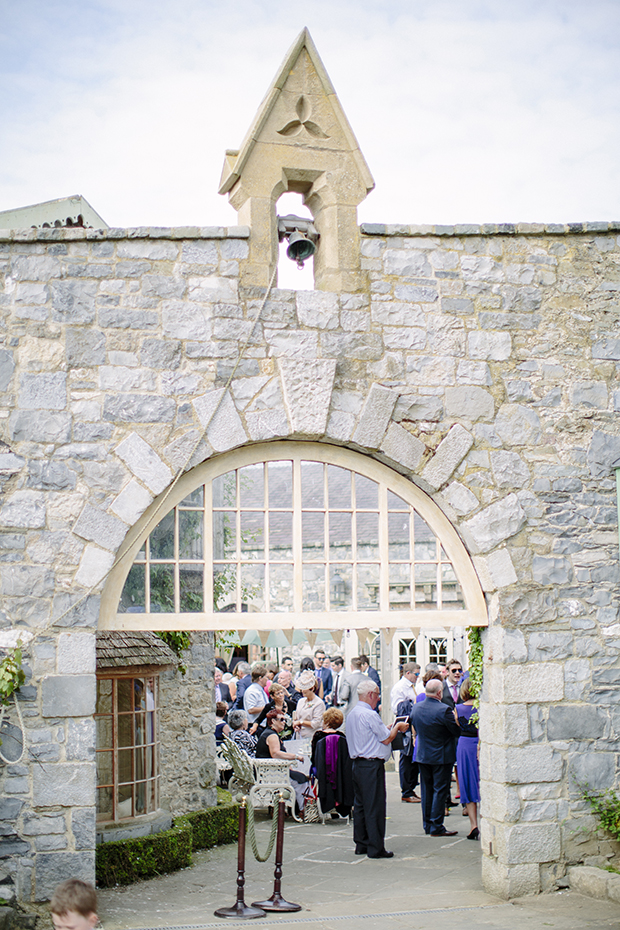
[50,879,97,918]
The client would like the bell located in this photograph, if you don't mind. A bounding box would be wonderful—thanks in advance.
[286,230,316,268]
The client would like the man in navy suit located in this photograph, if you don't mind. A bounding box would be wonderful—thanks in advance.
[409,678,461,837]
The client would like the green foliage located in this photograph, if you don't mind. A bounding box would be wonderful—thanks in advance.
[155,631,192,675]
[467,627,483,700]
[95,821,193,888]
[95,797,239,887]
[581,786,620,842]
[0,644,25,706]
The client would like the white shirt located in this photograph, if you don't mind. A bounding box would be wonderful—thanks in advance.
[390,676,415,714]
[243,682,266,715]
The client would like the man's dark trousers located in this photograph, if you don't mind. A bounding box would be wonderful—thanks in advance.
[352,758,386,856]
[399,751,418,798]
[418,762,453,834]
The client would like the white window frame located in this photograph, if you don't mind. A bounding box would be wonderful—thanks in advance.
[100,442,487,631]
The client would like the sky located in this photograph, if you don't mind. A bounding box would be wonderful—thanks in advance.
[1,0,620,232]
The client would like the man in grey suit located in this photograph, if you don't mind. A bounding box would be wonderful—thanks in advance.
[409,678,461,837]
[342,657,366,718]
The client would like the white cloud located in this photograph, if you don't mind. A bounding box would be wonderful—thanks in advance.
[1,0,619,227]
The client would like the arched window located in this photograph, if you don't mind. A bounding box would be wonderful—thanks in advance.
[101,443,486,631]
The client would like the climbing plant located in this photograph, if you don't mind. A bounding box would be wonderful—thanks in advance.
[155,632,192,675]
[580,786,620,842]
[0,644,25,707]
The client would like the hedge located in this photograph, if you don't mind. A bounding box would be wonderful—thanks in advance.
[95,792,239,888]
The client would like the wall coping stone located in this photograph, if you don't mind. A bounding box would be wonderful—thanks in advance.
[0,226,250,242]
[568,865,620,904]
[360,221,620,237]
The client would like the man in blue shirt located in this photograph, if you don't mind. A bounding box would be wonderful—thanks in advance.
[345,680,408,859]
[313,649,333,701]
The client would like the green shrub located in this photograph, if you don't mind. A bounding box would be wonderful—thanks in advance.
[96,821,193,888]
[95,796,239,887]
[176,795,239,851]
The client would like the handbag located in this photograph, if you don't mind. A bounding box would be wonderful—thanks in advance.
[302,782,320,823]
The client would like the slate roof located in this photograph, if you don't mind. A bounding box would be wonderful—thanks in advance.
[96,631,178,669]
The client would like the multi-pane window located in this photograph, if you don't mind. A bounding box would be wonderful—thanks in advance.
[428,637,448,665]
[117,454,469,620]
[104,444,486,631]
[399,637,417,665]
[95,676,159,822]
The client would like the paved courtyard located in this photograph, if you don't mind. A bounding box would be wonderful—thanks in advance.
[98,773,619,930]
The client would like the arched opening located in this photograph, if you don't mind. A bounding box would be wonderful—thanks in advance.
[100,442,486,633]
[276,192,315,291]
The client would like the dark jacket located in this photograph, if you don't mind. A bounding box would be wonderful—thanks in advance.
[441,679,462,709]
[409,696,461,766]
[312,731,354,814]
[233,674,251,709]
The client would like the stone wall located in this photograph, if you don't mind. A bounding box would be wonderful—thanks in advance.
[1,220,620,898]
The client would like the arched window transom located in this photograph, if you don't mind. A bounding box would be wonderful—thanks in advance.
[101,443,486,631]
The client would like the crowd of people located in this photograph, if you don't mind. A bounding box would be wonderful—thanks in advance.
[213,650,480,856]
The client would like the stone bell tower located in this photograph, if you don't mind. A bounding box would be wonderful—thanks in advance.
[219,28,374,292]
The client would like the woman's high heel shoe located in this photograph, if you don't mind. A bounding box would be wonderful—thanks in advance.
[467,827,479,840]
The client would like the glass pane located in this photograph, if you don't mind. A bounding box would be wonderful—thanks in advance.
[135,745,145,779]
[118,714,133,747]
[414,513,437,559]
[301,461,324,507]
[135,780,146,814]
[329,513,351,560]
[327,465,350,509]
[117,783,133,819]
[302,563,325,611]
[270,512,292,559]
[269,564,293,611]
[429,638,448,664]
[149,511,174,559]
[180,486,203,507]
[356,512,378,559]
[240,563,264,611]
[179,510,203,559]
[240,512,264,558]
[214,564,236,611]
[268,461,292,508]
[302,512,324,559]
[147,777,157,811]
[146,711,156,744]
[134,679,146,711]
[415,562,437,608]
[387,490,408,510]
[118,679,132,713]
[357,563,379,610]
[96,751,113,785]
[118,749,133,784]
[135,714,145,746]
[213,511,236,560]
[389,563,412,609]
[389,512,410,559]
[213,470,236,508]
[135,542,146,562]
[399,638,417,664]
[150,564,175,612]
[96,716,112,750]
[145,745,154,779]
[96,679,112,714]
[118,563,145,613]
[239,464,264,508]
[355,474,378,509]
[329,564,352,610]
[97,786,113,821]
[146,681,156,714]
[180,565,203,612]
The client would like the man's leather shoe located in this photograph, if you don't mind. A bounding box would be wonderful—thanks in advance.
[402,796,420,803]
[354,846,368,855]
[368,849,394,858]
[446,799,459,808]
[430,829,457,837]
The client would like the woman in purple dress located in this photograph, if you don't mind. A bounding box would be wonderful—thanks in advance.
[456,678,479,840]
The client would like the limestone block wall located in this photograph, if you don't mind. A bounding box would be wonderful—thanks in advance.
[0,220,620,899]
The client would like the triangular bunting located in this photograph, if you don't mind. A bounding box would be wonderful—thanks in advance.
[381,627,397,645]
[258,630,271,647]
[357,628,370,652]
[330,630,344,649]
[305,630,318,648]
[282,629,295,646]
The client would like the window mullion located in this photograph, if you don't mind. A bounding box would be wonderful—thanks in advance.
[236,470,241,611]
[205,482,213,612]
[378,483,389,613]
[351,471,358,611]
[174,507,180,613]
[323,462,330,610]
[292,459,303,613]
[264,463,270,612]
